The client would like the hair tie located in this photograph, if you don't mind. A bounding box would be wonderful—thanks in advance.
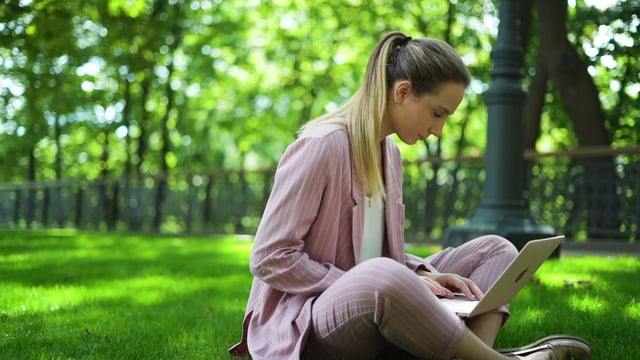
[399,36,412,46]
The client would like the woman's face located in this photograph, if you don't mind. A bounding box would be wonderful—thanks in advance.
[383,81,465,144]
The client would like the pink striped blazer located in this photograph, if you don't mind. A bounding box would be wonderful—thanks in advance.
[229,124,434,359]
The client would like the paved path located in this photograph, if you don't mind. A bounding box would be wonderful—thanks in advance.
[561,241,640,257]
[407,240,640,258]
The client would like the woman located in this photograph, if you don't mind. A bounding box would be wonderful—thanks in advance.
[229,31,591,360]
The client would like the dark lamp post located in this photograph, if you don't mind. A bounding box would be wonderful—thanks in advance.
[442,0,555,250]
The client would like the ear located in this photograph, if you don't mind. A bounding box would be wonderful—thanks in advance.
[393,81,412,103]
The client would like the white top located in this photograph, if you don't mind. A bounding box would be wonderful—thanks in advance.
[359,195,385,262]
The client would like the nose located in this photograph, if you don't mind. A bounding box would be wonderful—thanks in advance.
[430,121,445,137]
[430,127,443,138]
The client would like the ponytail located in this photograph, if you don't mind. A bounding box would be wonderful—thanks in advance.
[301,31,470,199]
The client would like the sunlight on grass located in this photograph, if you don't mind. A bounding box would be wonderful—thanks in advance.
[516,307,547,322]
[531,256,638,316]
[496,254,640,359]
[567,293,608,314]
[2,283,86,314]
[625,299,640,320]
[2,232,639,359]
[0,230,253,359]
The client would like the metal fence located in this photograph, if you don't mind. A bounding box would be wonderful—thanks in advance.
[1,146,638,243]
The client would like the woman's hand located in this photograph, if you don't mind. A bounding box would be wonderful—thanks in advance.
[416,270,484,300]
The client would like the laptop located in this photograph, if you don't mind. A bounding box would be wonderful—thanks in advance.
[439,235,564,318]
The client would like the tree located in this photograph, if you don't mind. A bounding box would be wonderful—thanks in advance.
[1,0,637,236]
[520,0,639,238]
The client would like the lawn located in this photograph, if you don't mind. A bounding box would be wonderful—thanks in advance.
[1,231,638,359]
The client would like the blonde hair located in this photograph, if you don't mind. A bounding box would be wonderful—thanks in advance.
[300,31,470,198]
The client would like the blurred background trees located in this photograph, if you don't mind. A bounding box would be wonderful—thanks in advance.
[1,0,638,238]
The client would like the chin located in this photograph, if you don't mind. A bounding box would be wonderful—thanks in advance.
[400,137,419,145]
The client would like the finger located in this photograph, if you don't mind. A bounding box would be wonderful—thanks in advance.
[468,281,485,299]
[421,277,453,298]
[459,279,483,300]
[448,276,478,300]
[422,277,447,296]
[456,281,477,300]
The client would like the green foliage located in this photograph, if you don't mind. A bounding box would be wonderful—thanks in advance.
[569,0,640,147]
[0,0,638,183]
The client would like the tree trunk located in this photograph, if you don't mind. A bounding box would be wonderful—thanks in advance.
[121,78,132,231]
[137,76,151,177]
[153,7,183,232]
[128,75,151,232]
[523,56,548,149]
[53,114,65,227]
[525,0,622,238]
[26,147,36,229]
[153,71,172,231]
[99,129,115,230]
[203,175,214,231]
[536,0,609,146]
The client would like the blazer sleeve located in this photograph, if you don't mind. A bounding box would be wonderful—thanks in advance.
[404,253,439,273]
[250,135,346,296]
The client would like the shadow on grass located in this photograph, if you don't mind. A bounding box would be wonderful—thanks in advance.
[0,231,251,286]
[496,257,640,360]
[5,232,638,359]
[1,287,248,359]
[0,230,253,359]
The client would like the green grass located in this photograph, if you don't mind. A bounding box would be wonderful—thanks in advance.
[0,230,252,360]
[499,256,640,359]
[1,231,638,359]
[407,246,640,360]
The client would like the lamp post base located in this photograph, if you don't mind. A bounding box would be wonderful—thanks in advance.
[442,206,560,257]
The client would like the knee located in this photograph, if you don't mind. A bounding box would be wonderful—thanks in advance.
[356,257,419,293]
[477,234,518,259]
[359,257,410,277]
[358,257,411,274]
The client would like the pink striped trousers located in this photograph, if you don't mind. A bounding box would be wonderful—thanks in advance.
[302,235,518,360]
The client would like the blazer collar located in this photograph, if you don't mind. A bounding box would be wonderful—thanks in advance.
[382,137,402,203]
[351,137,401,204]
[351,137,404,263]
